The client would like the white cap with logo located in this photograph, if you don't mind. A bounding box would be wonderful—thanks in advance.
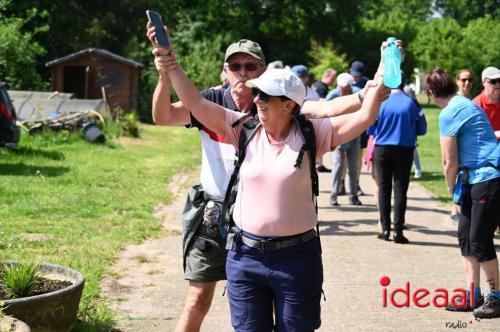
[245,68,306,105]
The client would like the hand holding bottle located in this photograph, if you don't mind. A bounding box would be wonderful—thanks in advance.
[383,37,402,88]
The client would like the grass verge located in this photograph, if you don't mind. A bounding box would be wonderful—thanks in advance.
[414,104,451,205]
[0,124,200,330]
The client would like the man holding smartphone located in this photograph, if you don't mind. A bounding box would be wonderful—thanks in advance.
[147,22,266,332]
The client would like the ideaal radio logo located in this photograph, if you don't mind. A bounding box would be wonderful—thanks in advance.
[379,276,481,329]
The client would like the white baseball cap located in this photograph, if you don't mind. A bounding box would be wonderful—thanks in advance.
[482,67,500,81]
[245,68,306,105]
[337,73,354,87]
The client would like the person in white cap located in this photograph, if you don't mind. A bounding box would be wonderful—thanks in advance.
[328,73,363,206]
[149,24,395,331]
[473,66,500,140]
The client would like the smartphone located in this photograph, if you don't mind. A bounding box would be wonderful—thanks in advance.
[146,10,169,48]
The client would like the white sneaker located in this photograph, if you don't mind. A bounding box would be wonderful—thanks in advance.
[414,170,422,179]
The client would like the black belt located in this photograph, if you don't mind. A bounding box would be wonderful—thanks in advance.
[237,229,317,252]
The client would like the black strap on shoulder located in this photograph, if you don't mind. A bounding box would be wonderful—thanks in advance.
[293,112,320,236]
[219,116,260,237]
[220,113,320,239]
[293,113,319,198]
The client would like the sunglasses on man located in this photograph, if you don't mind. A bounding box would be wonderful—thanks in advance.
[227,62,261,72]
[486,78,500,85]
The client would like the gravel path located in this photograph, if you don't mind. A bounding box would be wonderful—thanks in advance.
[102,162,499,331]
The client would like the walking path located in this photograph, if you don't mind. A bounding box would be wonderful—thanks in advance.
[102,164,499,331]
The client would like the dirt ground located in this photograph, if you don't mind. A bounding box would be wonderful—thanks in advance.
[101,169,200,331]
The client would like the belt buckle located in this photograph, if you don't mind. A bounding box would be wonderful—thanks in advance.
[259,240,275,252]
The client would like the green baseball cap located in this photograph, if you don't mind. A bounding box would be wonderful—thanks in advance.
[224,39,265,64]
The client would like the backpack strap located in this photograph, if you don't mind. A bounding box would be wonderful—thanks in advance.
[219,116,260,240]
[293,113,320,237]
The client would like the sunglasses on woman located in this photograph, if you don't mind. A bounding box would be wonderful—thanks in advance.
[251,88,288,103]
[227,62,260,72]
[460,78,473,83]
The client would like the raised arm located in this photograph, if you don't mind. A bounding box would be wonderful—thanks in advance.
[148,23,227,135]
[301,91,363,119]
[147,22,193,126]
[330,76,387,148]
[301,81,388,119]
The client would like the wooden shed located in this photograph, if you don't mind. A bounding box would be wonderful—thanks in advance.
[45,48,143,113]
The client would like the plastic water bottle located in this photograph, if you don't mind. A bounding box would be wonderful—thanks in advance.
[383,36,401,88]
[203,201,220,235]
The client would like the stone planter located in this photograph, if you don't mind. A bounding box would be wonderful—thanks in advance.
[0,316,31,332]
[1,262,84,332]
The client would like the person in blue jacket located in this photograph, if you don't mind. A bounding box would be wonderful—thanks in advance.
[370,77,427,244]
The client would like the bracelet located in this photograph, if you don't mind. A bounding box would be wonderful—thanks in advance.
[358,92,364,103]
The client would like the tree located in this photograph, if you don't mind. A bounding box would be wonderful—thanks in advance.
[434,0,499,25]
[0,13,48,89]
[308,41,348,79]
[411,15,499,96]
[410,18,464,74]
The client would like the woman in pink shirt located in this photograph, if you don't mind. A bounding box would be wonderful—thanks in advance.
[149,24,393,332]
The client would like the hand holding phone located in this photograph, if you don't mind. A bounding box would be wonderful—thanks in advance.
[146,10,169,48]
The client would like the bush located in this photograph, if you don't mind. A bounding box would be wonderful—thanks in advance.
[308,41,349,80]
[0,10,48,90]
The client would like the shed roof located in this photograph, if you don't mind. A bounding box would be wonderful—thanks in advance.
[45,48,143,68]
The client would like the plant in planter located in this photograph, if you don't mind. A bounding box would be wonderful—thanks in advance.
[0,262,84,332]
[0,263,38,299]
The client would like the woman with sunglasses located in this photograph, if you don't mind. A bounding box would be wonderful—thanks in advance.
[456,69,474,99]
[150,26,391,331]
[425,68,500,319]
[449,69,475,221]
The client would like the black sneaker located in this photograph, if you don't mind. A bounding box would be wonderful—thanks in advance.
[473,294,500,318]
[316,165,331,173]
[350,196,362,206]
[377,230,390,241]
[394,232,409,244]
[450,212,460,222]
[446,291,484,312]
[329,195,340,207]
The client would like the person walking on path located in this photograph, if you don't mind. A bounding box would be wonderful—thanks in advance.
[328,73,363,207]
[149,22,391,330]
[426,68,500,318]
[371,79,427,244]
[449,69,475,222]
[149,30,266,330]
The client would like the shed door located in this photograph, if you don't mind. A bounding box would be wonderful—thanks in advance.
[63,66,87,98]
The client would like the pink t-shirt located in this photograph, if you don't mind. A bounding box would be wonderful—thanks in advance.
[225,111,334,236]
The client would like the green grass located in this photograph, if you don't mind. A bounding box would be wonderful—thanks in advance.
[0,125,200,330]
[415,104,451,204]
